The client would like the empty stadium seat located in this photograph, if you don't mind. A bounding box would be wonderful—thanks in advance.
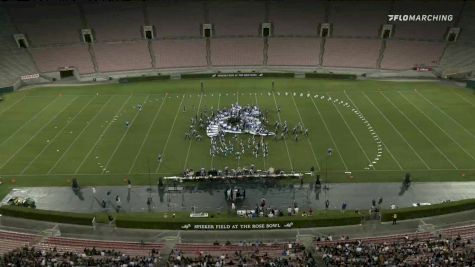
[267,37,320,66]
[323,38,381,68]
[210,38,263,66]
[154,39,207,69]
[268,1,324,36]
[30,44,94,74]
[381,40,445,70]
[93,41,152,72]
[148,2,204,38]
[208,2,265,37]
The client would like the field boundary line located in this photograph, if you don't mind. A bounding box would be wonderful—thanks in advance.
[0,96,60,147]
[128,96,167,174]
[210,93,221,169]
[399,91,475,162]
[380,92,458,169]
[291,94,320,170]
[183,93,204,170]
[327,93,373,169]
[47,96,115,174]
[102,95,151,174]
[0,95,26,117]
[155,95,185,173]
[74,95,132,174]
[0,96,78,171]
[20,96,96,175]
[415,89,475,140]
[362,92,431,170]
[309,95,348,171]
[343,91,403,171]
[271,92,294,171]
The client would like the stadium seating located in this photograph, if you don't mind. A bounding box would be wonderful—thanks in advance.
[439,43,475,75]
[323,38,382,68]
[458,2,475,42]
[39,236,164,257]
[210,38,263,66]
[391,1,463,40]
[30,44,94,74]
[268,1,324,36]
[83,2,144,42]
[267,37,320,66]
[329,1,390,38]
[0,230,39,255]
[148,2,204,38]
[93,41,152,72]
[0,7,38,86]
[381,40,445,70]
[8,4,82,46]
[154,39,207,69]
[208,2,265,37]
[0,49,38,87]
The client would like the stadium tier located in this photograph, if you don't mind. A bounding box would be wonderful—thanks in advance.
[458,2,475,42]
[148,2,204,38]
[329,1,391,38]
[381,40,445,70]
[267,37,320,66]
[391,1,463,41]
[439,43,475,75]
[268,1,325,36]
[323,38,382,69]
[208,1,265,37]
[210,38,264,66]
[154,39,207,69]
[8,4,82,46]
[30,44,94,74]
[0,0,474,84]
[93,41,152,72]
[83,2,145,42]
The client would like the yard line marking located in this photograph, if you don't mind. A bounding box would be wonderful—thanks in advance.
[362,92,431,170]
[183,93,204,170]
[454,90,475,108]
[309,95,348,171]
[128,96,166,174]
[210,93,221,169]
[74,95,132,174]
[291,94,320,170]
[0,96,59,147]
[20,96,96,175]
[271,92,294,171]
[0,96,78,171]
[326,93,373,168]
[415,89,475,140]
[47,96,115,174]
[343,91,403,171]
[254,93,266,169]
[380,92,458,169]
[102,95,151,174]
[155,95,185,173]
[399,91,475,162]
[0,95,26,117]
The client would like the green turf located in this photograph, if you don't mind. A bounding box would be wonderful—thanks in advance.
[0,78,474,196]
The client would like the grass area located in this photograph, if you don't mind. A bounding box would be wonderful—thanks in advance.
[0,78,474,200]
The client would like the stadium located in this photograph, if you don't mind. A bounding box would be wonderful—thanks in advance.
[0,0,474,266]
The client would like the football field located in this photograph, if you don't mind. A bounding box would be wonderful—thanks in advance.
[0,78,474,193]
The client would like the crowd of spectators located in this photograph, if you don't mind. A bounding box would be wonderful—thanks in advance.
[168,242,315,266]
[316,235,475,266]
[2,246,160,266]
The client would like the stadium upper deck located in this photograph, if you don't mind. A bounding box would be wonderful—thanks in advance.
[0,1,474,87]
